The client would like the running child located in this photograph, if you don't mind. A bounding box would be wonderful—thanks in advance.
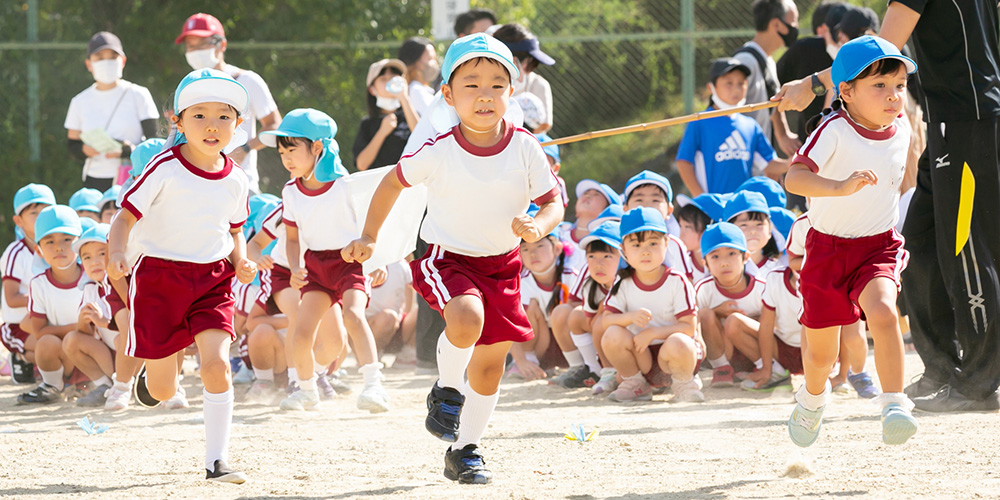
[342,34,563,484]
[108,68,257,482]
[784,36,917,446]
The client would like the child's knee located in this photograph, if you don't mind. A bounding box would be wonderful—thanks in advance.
[601,326,630,351]
[804,344,838,369]
[723,316,743,340]
[36,335,62,358]
[864,302,898,331]
[61,331,82,354]
[199,355,230,380]
[147,379,177,402]
[664,333,696,358]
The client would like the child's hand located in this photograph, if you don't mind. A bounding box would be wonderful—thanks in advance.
[236,259,258,284]
[633,330,655,354]
[341,236,376,264]
[290,268,309,290]
[515,358,547,381]
[631,308,653,328]
[511,215,544,243]
[369,267,388,287]
[377,113,399,136]
[106,252,128,280]
[837,169,878,196]
[713,300,743,318]
[256,254,274,271]
[746,367,772,388]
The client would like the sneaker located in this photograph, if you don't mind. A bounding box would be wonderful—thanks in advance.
[672,377,706,402]
[561,366,600,389]
[357,383,391,413]
[504,363,523,379]
[881,403,918,445]
[279,387,320,411]
[607,376,653,402]
[547,366,579,386]
[904,373,946,399]
[316,374,337,400]
[163,385,190,410]
[443,444,492,484]
[0,355,10,377]
[104,383,131,411]
[741,369,793,392]
[848,371,880,399]
[787,403,825,447]
[327,374,353,396]
[831,382,850,394]
[10,353,35,384]
[592,368,619,396]
[76,383,111,407]
[710,365,735,388]
[425,382,465,442]
[205,459,247,484]
[16,382,62,405]
[285,380,299,396]
[913,384,1000,413]
[244,379,276,403]
[232,364,254,385]
[133,366,160,408]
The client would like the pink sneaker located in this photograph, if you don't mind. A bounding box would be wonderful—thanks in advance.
[607,376,653,402]
[0,356,10,377]
[711,365,735,388]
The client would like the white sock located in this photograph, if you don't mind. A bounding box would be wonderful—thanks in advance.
[436,333,473,389]
[287,367,298,384]
[313,360,327,374]
[359,362,384,386]
[753,358,764,370]
[709,356,730,369]
[795,380,831,411]
[93,375,112,388]
[40,367,64,390]
[771,359,786,374]
[875,392,914,412]
[451,385,500,451]
[563,349,584,367]
[571,332,602,374]
[113,378,132,391]
[253,368,274,381]
[524,351,540,366]
[299,375,317,392]
[203,388,234,470]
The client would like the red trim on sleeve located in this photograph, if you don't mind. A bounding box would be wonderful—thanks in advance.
[29,311,46,320]
[230,220,246,229]
[262,227,276,239]
[675,308,695,318]
[762,302,776,311]
[394,164,412,188]
[532,186,561,206]
[121,200,143,220]
[604,305,622,314]
[282,218,297,228]
[792,154,819,173]
[2,277,21,284]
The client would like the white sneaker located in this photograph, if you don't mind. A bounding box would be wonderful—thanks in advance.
[244,379,277,404]
[672,377,706,403]
[357,383,390,413]
[280,387,320,411]
[592,368,619,396]
[104,383,131,411]
[232,364,254,385]
[163,385,190,410]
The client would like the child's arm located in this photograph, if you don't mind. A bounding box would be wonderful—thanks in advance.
[245,303,289,332]
[29,316,75,339]
[633,315,696,353]
[230,229,257,284]
[675,160,704,198]
[342,169,407,264]
[713,300,744,319]
[3,280,28,309]
[784,162,877,198]
[247,230,275,271]
[510,300,548,380]
[286,225,308,289]
[107,209,137,280]
[746,306,778,387]
[603,307,652,329]
[511,196,565,243]
[763,157,789,182]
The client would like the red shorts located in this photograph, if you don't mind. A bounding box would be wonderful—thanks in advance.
[645,337,705,387]
[1,323,29,354]
[301,250,368,304]
[263,264,292,298]
[799,229,907,329]
[411,245,532,346]
[107,277,129,331]
[127,256,236,360]
[776,337,803,375]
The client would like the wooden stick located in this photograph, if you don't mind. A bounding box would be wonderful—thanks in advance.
[538,100,781,147]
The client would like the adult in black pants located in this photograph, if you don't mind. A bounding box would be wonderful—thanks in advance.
[776,0,1000,412]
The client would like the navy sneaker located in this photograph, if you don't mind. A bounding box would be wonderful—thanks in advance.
[205,459,247,484]
[426,382,464,442]
[10,353,36,385]
[444,444,492,484]
[16,382,62,405]
[133,365,161,408]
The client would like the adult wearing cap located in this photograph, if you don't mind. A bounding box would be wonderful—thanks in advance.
[398,37,440,118]
[777,0,1000,413]
[65,32,159,191]
[493,23,556,134]
[453,9,497,38]
[176,13,281,195]
[353,59,419,171]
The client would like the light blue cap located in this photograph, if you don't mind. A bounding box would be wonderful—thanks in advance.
[259,108,348,182]
[99,185,121,210]
[701,222,748,256]
[442,33,520,84]
[575,179,622,207]
[34,205,82,243]
[624,170,673,203]
[174,68,249,115]
[534,133,560,163]
[246,193,281,239]
[676,192,730,223]
[130,138,167,178]
[769,207,796,253]
[253,199,281,235]
[13,183,56,214]
[737,176,787,210]
[620,207,667,237]
[69,188,103,213]
[588,204,625,231]
[79,217,98,232]
[831,35,916,97]
[579,221,622,250]
[72,223,110,254]
[723,190,770,223]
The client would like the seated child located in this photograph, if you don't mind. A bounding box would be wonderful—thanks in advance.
[723,190,783,278]
[69,188,103,223]
[243,286,290,404]
[674,193,728,283]
[557,179,619,271]
[739,264,802,391]
[623,170,693,278]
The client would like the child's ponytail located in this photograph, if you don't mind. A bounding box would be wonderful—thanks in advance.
[805,98,843,136]
[608,265,634,298]
[545,245,567,315]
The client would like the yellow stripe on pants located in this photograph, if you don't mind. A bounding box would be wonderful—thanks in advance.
[956,162,976,256]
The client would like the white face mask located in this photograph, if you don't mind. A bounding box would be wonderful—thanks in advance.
[709,84,746,110]
[91,59,122,85]
[375,96,400,111]
[826,43,839,60]
[185,48,220,70]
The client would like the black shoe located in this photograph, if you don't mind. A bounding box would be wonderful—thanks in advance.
[560,366,600,389]
[426,382,464,442]
[914,384,1000,413]
[205,459,247,484]
[16,383,62,405]
[10,353,36,385]
[904,373,945,399]
[444,444,492,484]
[133,365,160,408]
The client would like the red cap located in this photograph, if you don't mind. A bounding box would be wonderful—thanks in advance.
[175,13,225,44]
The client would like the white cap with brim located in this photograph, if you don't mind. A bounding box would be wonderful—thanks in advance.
[173,69,250,154]
[441,33,520,84]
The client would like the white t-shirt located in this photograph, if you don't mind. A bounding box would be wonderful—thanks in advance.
[28,270,84,327]
[786,213,811,259]
[695,273,766,319]
[64,81,159,179]
[733,41,776,138]
[604,267,696,338]
[745,256,785,280]
[689,252,710,283]
[233,281,260,317]
[1,239,37,324]
[121,146,250,264]
[572,277,611,318]
[514,72,554,129]
[792,110,909,238]
[521,267,580,322]
[761,268,802,347]
[409,81,436,118]
[556,223,588,272]
[79,280,118,349]
[395,121,560,257]
[281,177,359,252]
[664,234,694,280]
[367,260,412,317]
[222,64,279,195]
[260,203,291,268]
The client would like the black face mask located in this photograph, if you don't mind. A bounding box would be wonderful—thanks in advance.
[778,18,799,47]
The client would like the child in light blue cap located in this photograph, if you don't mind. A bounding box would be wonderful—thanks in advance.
[723,190,782,278]
[69,188,103,222]
[623,170,695,280]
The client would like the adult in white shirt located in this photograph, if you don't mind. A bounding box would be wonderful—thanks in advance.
[175,13,281,194]
[397,37,440,119]
[493,24,557,134]
[65,32,159,191]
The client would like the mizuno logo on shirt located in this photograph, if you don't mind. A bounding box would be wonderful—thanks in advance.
[935,154,951,169]
[715,130,751,162]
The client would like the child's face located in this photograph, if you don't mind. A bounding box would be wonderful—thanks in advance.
[442,58,512,135]
[77,210,100,222]
[519,237,560,274]
[575,189,609,220]
[37,233,77,269]
[586,246,620,286]
[711,70,748,106]
[277,139,322,179]
[100,205,116,224]
[175,102,242,159]
[840,65,907,129]
[13,204,47,240]
[704,247,747,282]
[731,212,770,254]
[79,241,108,282]
[625,184,671,219]
[678,219,702,253]
[622,231,667,274]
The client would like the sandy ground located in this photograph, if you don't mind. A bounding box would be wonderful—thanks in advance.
[0,350,998,500]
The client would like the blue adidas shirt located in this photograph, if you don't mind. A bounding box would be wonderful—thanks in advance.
[676,107,775,194]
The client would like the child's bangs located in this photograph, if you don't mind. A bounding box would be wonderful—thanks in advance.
[276,136,311,149]
[624,230,665,243]
[853,58,906,81]
[448,57,511,84]
[731,211,770,224]
[586,239,617,254]
[675,204,713,232]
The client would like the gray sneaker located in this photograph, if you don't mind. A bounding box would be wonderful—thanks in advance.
[914,385,1000,413]
[77,383,111,407]
[904,374,946,399]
